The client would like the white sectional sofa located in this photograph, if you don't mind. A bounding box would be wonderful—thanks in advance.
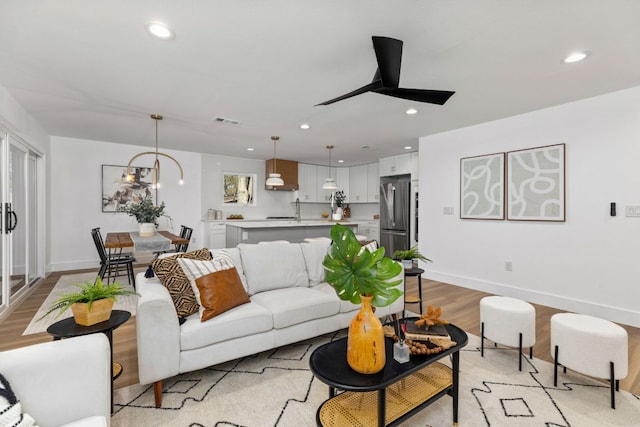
[0,334,111,427]
[135,239,404,407]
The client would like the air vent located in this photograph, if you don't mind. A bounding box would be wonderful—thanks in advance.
[215,117,241,126]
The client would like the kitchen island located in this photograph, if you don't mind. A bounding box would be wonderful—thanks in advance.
[225,220,359,246]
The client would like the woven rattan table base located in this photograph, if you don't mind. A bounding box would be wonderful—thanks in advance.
[318,362,453,426]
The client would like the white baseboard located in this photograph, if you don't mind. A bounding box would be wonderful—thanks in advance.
[426,270,640,328]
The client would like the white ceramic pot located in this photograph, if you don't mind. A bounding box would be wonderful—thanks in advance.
[332,213,342,220]
[139,223,155,237]
[401,259,413,270]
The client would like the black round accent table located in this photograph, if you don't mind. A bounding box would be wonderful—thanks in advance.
[310,322,468,426]
[47,310,131,413]
[404,267,425,315]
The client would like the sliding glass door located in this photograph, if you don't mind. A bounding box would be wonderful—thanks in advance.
[0,131,41,313]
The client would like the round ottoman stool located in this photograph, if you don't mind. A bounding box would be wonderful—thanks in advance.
[480,296,536,371]
[550,313,628,409]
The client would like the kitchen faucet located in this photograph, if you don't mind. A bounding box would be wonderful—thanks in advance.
[295,197,301,222]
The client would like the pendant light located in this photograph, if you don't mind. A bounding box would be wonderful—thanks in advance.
[126,114,184,192]
[322,145,338,190]
[266,136,284,186]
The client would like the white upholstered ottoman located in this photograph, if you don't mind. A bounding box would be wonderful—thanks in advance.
[551,313,628,409]
[480,296,536,370]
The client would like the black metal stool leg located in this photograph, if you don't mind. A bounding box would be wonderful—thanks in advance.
[553,345,559,386]
[481,322,485,357]
[518,333,523,371]
[610,361,616,409]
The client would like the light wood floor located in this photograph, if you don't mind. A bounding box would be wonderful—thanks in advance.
[1,269,639,395]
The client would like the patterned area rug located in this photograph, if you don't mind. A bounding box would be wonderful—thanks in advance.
[112,331,640,426]
[22,271,140,335]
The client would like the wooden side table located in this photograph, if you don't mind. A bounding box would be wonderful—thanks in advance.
[47,310,131,413]
[404,267,425,315]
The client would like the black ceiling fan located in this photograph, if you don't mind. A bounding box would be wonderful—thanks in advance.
[316,36,455,106]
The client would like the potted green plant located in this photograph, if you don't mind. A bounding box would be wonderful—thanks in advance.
[331,190,347,220]
[124,195,169,236]
[323,224,403,374]
[392,245,431,270]
[39,277,139,326]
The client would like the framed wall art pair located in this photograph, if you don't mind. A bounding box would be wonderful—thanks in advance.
[460,143,565,221]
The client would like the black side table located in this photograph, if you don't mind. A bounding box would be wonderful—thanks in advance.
[47,310,131,413]
[404,267,425,315]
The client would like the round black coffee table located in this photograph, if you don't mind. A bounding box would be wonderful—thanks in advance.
[47,310,131,413]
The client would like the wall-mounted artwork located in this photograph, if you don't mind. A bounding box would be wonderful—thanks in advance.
[460,153,505,219]
[223,172,257,206]
[507,143,565,221]
[102,165,154,212]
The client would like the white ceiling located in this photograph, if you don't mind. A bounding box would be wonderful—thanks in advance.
[1,1,639,166]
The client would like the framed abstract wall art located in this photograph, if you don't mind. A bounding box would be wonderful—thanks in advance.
[101,165,155,212]
[460,153,505,219]
[506,143,565,221]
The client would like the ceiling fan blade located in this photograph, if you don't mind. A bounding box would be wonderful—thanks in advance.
[315,81,382,106]
[376,87,455,105]
[371,36,402,88]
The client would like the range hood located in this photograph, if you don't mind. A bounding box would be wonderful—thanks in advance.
[265,159,299,191]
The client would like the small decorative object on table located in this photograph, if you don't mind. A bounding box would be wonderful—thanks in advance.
[124,195,170,237]
[39,277,139,326]
[392,245,431,270]
[323,224,403,374]
[331,190,347,220]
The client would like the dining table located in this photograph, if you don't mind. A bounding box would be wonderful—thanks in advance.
[104,230,189,253]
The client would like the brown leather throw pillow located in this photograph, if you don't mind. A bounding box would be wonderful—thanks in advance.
[194,267,249,322]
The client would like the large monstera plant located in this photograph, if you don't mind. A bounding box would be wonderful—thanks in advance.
[323,224,403,307]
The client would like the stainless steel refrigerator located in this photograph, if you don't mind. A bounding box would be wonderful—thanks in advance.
[379,174,411,256]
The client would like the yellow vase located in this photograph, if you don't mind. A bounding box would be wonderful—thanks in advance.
[347,294,386,374]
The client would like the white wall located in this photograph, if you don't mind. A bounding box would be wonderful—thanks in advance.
[49,136,202,271]
[419,85,640,327]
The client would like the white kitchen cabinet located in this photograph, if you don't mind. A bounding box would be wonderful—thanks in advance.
[379,153,411,176]
[366,221,380,242]
[367,162,379,202]
[336,167,350,200]
[410,151,419,179]
[349,164,368,203]
[298,163,318,202]
[208,223,227,249]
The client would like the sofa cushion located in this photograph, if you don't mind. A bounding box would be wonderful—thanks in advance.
[312,282,360,313]
[300,239,331,285]
[238,242,310,295]
[250,287,340,329]
[180,302,273,350]
[151,248,213,319]
[178,256,250,322]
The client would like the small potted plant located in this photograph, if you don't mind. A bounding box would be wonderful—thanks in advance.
[39,277,139,326]
[124,195,169,236]
[392,245,431,270]
[331,190,347,220]
[323,224,403,374]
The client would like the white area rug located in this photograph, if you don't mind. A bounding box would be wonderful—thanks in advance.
[22,271,139,335]
[112,332,640,426]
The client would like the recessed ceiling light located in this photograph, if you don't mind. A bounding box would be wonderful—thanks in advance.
[300,123,311,130]
[404,146,412,150]
[361,145,370,149]
[338,159,344,163]
[247,147,255,151]
[146,22,175,40]
[563,51,589,64]
[405,108,418,115]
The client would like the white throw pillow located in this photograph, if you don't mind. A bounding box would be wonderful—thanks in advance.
[0,374,38,427]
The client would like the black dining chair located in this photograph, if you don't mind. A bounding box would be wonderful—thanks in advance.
[153,225,193,258]
[91,227,136,288]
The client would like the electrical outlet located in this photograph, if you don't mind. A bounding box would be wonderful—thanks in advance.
[505,261,512,271]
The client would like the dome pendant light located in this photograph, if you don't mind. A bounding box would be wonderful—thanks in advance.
[322,145,338,190]
[266,136,284,186]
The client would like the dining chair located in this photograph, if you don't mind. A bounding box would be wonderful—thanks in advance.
[153,225,193,258]
[91,227,136,288]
